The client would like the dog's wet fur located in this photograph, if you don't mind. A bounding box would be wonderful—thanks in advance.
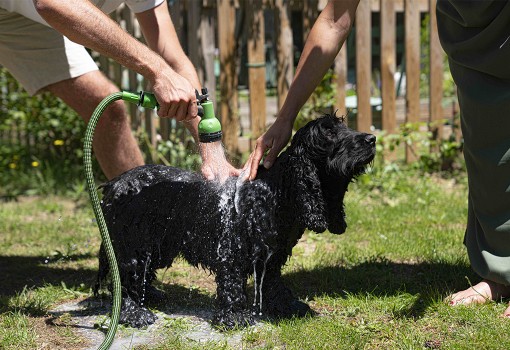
[95,115,376,329]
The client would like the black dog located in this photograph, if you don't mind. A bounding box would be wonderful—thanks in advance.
[96,115,376,329]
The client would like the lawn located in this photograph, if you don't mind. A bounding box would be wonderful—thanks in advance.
[1,166,509,349]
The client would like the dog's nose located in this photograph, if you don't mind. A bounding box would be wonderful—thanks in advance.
[364,134,376,145]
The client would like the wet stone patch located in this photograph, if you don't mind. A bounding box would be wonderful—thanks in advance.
[49,298,250,349]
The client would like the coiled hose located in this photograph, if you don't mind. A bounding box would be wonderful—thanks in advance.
[84,92,124,350]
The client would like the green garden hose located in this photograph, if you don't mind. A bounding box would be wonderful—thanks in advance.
[84,91,159,350]
[84,92,124,350]
[84,90,220,349]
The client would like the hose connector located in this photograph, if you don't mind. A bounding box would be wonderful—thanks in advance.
[121,91,158,109]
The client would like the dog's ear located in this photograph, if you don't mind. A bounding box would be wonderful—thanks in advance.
[289,153,328,233]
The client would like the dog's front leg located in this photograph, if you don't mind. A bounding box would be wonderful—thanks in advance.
[212,265,255,330]
[257,255,312,319]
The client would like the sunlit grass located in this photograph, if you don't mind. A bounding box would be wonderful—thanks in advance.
[1,167,509,349]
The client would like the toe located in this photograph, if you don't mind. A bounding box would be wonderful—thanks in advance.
[446,281,495,307]
[455,293,488,306]
[503,302,510,318]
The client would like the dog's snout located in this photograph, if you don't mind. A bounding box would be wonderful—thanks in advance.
[364,134,376,145]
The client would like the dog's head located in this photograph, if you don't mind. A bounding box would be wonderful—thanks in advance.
[289,114,376,177]
[283,114,376,234]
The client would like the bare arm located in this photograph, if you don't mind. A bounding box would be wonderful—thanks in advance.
[247,0,360,180]
[136,2,202,141]
[278,0,359,121]
[33,0,197,121]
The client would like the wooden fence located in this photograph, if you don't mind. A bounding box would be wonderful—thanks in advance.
[101,0,456,162]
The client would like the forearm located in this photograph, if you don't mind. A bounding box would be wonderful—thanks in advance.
[34,0,168,82]
[137,2,201,140]
[279,0,359,121]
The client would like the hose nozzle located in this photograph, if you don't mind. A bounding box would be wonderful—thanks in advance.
[196,88,222,143]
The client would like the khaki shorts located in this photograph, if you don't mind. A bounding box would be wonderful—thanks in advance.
[0,8,98,95]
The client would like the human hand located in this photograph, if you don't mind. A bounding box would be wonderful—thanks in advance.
[199,142,241,183]
[151,67,198,121]
[244,117,294,181]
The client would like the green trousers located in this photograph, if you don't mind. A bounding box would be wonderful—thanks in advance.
[437,0,510,285]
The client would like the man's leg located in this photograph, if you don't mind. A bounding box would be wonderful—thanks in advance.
[437,1,510,317]
[44,70,144,179]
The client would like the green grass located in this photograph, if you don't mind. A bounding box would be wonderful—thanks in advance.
[1,166,509,349]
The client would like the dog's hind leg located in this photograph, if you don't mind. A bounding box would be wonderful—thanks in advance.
[212,265,255,330]
[94,243,109,295]
[118,251,158,328]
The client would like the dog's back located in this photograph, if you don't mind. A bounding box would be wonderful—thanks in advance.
[98,165,272,279]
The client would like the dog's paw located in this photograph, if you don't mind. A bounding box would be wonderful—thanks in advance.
[119,297,158,328]
[212,309,255,330]
[264,298,313,319]
[145,285,166,303]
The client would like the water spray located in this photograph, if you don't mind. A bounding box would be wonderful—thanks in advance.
[84,89,219,350]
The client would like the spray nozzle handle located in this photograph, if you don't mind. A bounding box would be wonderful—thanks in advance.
[197,105,204,118]
[195,88,209,104]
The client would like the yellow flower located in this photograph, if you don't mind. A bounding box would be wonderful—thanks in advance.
[31,161,39,167]
[54,139,64,146]
[8,163,16,169]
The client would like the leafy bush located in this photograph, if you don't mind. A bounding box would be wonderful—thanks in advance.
[0,68,200,197]
[375,118,465,175]
[0,68,88,197]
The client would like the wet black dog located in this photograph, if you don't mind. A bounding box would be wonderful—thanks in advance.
[96,114,376,329]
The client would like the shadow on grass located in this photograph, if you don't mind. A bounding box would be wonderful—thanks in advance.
[283,258,479,319]
[0,254,97,297]
[0,254,479,323]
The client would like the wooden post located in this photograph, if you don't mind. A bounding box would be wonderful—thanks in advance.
[303,0,318,41]
[169,0,185,49]
[187,1,201,71]
[405,0,421,162]
[186,1,217,105]
[217,0,239,155]
[429,0,443,140]
[355,0,372,132]
[274,0,293,111]
[334,45,347,118]
[200,6,217,110]
[247,0,267,149]
[380,0,396,134]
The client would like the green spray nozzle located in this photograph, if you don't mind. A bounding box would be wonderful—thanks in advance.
[196,88,222,143]
[121,89,222,143]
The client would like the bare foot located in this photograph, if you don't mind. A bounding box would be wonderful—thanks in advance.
[504,302,510,318]
[447,280,510,317]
